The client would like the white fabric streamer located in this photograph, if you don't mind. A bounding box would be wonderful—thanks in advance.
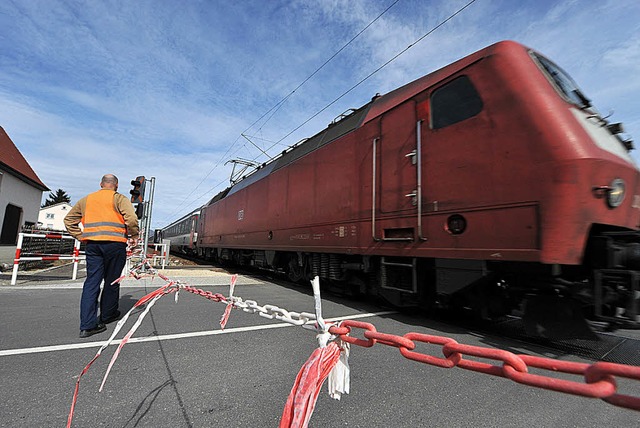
[98,293,165,392]
[327,341,350,400]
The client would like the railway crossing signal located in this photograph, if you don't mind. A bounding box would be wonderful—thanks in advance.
[130,176,146,203]
[127,176,156,267]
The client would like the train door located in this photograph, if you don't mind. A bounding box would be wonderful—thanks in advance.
[374,100,422,241]
[189,214,198,250]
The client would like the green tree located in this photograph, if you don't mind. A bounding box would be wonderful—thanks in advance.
[42,188,71,207]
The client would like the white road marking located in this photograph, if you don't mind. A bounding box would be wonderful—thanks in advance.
[0,280,264,289]
[0,311,395,357]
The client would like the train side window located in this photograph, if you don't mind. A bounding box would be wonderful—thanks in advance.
[431,75,483,129]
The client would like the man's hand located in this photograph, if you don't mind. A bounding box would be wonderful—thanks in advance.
[127,237,139,247]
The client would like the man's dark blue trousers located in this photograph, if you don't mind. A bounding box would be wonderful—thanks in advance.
[80,241,127,330]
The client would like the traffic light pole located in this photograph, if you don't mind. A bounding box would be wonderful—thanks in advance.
[141,176,156,262]
[129,175,155,270]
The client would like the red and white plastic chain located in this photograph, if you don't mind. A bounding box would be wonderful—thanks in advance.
[326,320,640,411]
[117,267,640,412]
[68,267,640,428]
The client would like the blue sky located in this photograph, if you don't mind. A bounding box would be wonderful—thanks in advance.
[1,0,639,229]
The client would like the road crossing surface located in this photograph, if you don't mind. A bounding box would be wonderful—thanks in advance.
[1,268,639,427]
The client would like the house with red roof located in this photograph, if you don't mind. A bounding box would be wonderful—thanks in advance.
[0,126,49,245]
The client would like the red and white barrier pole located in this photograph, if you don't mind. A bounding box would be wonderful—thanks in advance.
[10,232,25,285]
[10,232,83,285]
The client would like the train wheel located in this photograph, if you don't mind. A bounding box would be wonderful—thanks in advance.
[287,253,306,283]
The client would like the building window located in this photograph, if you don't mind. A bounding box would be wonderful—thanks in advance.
[431,75,483,129]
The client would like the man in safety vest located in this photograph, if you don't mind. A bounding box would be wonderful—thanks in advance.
[64,174,140,338]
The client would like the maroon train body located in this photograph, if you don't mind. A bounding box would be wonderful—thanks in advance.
[192,41,639,332]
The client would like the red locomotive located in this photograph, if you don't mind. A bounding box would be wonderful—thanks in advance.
[194,41,639,335]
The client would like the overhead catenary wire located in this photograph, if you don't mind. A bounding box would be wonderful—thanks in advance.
[161,0,478,226]
[159,0,402,226]
[263,0,478,153]
[250,0,403,136]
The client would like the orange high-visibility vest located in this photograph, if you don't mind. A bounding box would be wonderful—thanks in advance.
[82,190,127,242]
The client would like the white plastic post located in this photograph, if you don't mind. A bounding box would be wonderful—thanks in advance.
[162,239,170,264]
[72,239,81,280]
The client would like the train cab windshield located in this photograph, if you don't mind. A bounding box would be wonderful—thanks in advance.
[531,51,591,109]
[532,50,634,157]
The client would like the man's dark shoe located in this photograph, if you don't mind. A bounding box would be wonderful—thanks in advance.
[100,310,122,324]
[79,323,107,338]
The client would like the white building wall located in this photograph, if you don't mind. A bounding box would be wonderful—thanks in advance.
[38,203,72,231]
[0,169,44,228]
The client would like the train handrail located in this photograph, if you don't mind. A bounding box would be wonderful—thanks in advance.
[372,137,381,241]
[416,119,426,241]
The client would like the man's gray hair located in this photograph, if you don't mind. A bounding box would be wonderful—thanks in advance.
[101,174,119,185]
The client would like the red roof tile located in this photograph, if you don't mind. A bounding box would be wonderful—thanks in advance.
[0,126,49,191]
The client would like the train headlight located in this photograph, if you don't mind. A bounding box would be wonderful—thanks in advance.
[607,178,626,208]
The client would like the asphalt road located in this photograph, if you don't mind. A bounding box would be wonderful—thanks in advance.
[1,270,639,427]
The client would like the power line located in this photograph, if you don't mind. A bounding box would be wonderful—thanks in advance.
[161,0,478,226]
[264,0,479,152]
[251,0,402,136]
[159,0,402,225]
